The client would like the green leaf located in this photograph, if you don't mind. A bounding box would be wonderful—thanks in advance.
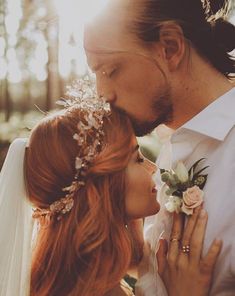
[166,187,178,196]
[177,183,189,192]
[188,158,206,177]
[193,166,209,178]
[160,168,166,174]
[161,172,171,183]
[172,190,183,198]
[189,168,194,181]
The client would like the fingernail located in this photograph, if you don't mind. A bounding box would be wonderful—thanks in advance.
[199,209,207,218]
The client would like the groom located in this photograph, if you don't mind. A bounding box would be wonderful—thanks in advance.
[84,0,235,294]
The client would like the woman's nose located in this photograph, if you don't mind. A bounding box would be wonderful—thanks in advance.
[145,159,157,175]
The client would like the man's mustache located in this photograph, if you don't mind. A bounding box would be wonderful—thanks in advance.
[111,105,173,137]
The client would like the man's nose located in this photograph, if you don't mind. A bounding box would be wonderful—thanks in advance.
[100,92,116,103]
[96,78,116,103]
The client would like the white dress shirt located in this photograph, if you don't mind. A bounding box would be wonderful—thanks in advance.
[137,87,235,295]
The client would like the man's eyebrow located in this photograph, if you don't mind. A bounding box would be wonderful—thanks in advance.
[92,63,103,72]
[91,59,119,72]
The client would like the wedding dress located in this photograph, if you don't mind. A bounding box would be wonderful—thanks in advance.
[0,138,33,296]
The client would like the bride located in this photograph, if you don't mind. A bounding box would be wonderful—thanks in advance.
[0,79,221,296]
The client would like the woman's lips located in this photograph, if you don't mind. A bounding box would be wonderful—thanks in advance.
[152,187,157,194]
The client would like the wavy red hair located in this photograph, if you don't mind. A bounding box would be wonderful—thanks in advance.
[25,107,135,296]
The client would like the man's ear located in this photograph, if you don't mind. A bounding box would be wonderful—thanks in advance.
[158,22,186,71]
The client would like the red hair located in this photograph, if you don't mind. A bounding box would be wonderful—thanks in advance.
[25,107,135,295]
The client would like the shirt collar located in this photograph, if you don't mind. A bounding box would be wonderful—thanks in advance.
[177,87,235,141]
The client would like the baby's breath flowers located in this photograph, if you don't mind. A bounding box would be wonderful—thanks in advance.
[161,158,208,215]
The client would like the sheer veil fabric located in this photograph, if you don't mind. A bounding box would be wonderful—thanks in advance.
[0,138,33,296]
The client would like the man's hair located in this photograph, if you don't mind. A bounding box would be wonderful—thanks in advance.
[130,0,235,78]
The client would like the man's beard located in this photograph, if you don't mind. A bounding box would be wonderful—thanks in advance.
[116,93,173,137]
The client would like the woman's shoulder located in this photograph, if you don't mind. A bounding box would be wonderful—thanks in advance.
[105,280,135,296]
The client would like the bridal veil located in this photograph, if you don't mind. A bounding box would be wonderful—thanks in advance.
[0,138,33,296]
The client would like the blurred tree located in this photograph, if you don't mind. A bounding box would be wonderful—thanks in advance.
[44,0,60,111]
[0,0,12,121]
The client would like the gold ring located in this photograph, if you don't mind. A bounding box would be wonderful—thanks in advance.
[170,238,180,243]
[181,245,190,253]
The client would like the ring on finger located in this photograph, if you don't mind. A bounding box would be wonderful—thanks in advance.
[181,244,190,254]
[170,237,180,243]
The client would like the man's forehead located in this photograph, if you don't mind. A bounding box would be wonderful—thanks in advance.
[84,24,127,52]
[84,0,138,53]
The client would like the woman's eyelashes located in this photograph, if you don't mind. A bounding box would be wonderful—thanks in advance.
[137,153,144,163]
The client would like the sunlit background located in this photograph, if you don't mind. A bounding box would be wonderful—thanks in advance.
[0,0,109,118]
[0,0,234,168]
[0,0,113,167]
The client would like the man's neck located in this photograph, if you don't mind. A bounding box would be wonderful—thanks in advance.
[168,54,234,130]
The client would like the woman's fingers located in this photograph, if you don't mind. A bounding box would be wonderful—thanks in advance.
[157,205,222,296]
[190,209,208,264]
[177,207,201,267]
[156,238,168,277]
[200,239,222,275]
[181,206,201,247]
[168,212,185,265]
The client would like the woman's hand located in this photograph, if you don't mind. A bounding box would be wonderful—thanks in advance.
[156,208,222,296]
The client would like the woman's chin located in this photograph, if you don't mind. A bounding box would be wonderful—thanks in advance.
[126,201,160,219]
[146,202,160,217]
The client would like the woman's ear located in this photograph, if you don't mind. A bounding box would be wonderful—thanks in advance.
[158,22,186,71]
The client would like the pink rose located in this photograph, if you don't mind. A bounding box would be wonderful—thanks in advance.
[181,185,204,215]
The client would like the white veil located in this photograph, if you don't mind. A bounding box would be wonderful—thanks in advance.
[0,138,33,296]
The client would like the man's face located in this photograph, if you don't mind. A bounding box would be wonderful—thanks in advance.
[84,0,173,136]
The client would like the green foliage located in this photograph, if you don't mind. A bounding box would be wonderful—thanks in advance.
[0,141,9,170]
[0,111,44,170]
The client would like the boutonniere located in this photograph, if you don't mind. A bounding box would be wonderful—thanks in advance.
[160,158,209,215]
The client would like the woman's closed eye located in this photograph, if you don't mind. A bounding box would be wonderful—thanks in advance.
[137,153,144,163]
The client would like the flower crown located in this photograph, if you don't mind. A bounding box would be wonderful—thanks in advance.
[33,77,111,221]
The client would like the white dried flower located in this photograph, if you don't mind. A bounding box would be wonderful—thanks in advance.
[174,161,189,183]
[165,196,182,213]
